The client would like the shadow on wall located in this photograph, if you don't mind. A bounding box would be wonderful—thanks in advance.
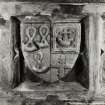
[62,52,89,89]
[75,18,89,89]
[62,17,89,89]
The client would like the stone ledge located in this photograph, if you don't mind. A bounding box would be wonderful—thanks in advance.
[0,89,104,105]
[1,0,105,3]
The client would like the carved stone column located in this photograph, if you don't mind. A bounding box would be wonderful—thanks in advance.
[88,13,103,96]
[95,13,103,95]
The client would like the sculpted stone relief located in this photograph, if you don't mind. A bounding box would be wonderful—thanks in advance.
[21,16,81,82]
[51,22,81,80]
[21,23,50,75]
[53,23,81,52]
[22,23,50,52]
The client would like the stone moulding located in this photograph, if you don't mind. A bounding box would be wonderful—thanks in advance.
[1,0,105,3]
[3,2,105,103]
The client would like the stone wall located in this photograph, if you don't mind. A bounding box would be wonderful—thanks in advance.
[0,1,105,97]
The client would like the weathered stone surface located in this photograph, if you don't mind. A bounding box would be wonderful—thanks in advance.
[0,3,93,88]
[1,0,105,3]
[0,1,105,104]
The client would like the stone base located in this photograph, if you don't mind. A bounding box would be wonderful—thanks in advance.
[14,81,88,100]
[0,82,104,105]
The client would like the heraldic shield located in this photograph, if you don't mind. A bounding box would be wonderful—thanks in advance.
[20,15,81,82]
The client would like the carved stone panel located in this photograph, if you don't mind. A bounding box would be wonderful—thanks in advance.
[50,22,81,80]
[21,23,50,52]
[20,16,81,82]
[21,17,51,78]
[52,23,81,52]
